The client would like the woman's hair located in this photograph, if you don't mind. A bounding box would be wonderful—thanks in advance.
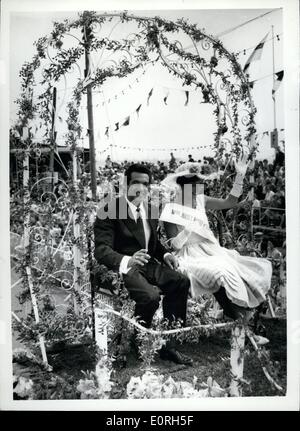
[176,175,201,186]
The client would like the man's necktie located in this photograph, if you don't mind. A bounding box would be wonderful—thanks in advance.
[136,206,146,249]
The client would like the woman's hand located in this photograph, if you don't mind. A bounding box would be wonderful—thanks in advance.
[234,148,250,179]
[164,253,179,270]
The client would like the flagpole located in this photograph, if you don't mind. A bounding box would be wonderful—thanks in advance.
[271,25,277,131]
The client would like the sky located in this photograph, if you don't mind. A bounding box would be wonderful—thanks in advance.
[9,7,284,165]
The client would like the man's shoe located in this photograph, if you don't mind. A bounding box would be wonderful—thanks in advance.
[159,348,193,366]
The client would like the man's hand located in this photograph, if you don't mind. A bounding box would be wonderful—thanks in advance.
[128,249,150,267]
[164,253,179,270]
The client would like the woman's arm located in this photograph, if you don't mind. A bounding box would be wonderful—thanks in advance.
[205,149,250,211]
[204,194,239,211]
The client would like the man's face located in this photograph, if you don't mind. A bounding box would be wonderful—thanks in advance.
[127,172,150,205]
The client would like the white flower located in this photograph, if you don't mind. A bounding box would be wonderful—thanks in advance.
[77,378,96,395]
[200,377,227,397]
[139,372,165,399]
[161,376,177,398]
[177,381,199,398]
[14,376,34,398]
[126,376,146,399]
[195,389,210,398]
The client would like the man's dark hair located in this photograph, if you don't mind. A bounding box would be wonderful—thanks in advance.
[124,163,152,185]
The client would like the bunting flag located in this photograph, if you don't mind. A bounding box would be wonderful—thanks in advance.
[136,104,142,117]
[115,122,119,131]
[163,88,170,105]
[248,81,255,89]
[272,70,284,99]
[243,33,269,72]
[147,88,153,106]
[122,116,130,127]
[184,91,189,106]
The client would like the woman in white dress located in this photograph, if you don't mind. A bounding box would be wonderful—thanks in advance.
[160,154,272,322]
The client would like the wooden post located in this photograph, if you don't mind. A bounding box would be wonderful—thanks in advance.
[49,87,57,187]
[26,267,49,366]
[94,307,108,356]
[23,149,50,368]
[72,151,81,315]
[84,24,97,201]
[229,325,245,396]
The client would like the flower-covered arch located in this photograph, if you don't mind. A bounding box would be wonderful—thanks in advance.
[12,10,257,167]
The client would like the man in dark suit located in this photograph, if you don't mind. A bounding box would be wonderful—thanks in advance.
[94,163,192,365]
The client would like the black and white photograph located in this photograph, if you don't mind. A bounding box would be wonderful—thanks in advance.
[0,0,299,411]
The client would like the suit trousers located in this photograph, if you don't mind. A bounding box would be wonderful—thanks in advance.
[122,260,190,328]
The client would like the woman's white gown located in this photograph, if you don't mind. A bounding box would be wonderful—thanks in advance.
[162,195,272,309]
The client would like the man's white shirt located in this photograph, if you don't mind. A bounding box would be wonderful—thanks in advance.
[119,198,151,275]
[119,197,171,275]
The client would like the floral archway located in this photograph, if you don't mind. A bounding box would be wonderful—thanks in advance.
[12,10,257,162]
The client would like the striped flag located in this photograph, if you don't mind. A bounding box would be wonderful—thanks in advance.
[243,33,269,72]
[272,70,284,99]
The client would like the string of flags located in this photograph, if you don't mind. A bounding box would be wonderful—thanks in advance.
[97,127,285,157]
[16,124,284,150]
[86,58,158,107]
[237,32,282,57]
[101,73,284,140]
[101,85,203,139]
[103,88,154,139]
[97,143,215,155]
[243,33,269,72]
[260,128,284,138]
